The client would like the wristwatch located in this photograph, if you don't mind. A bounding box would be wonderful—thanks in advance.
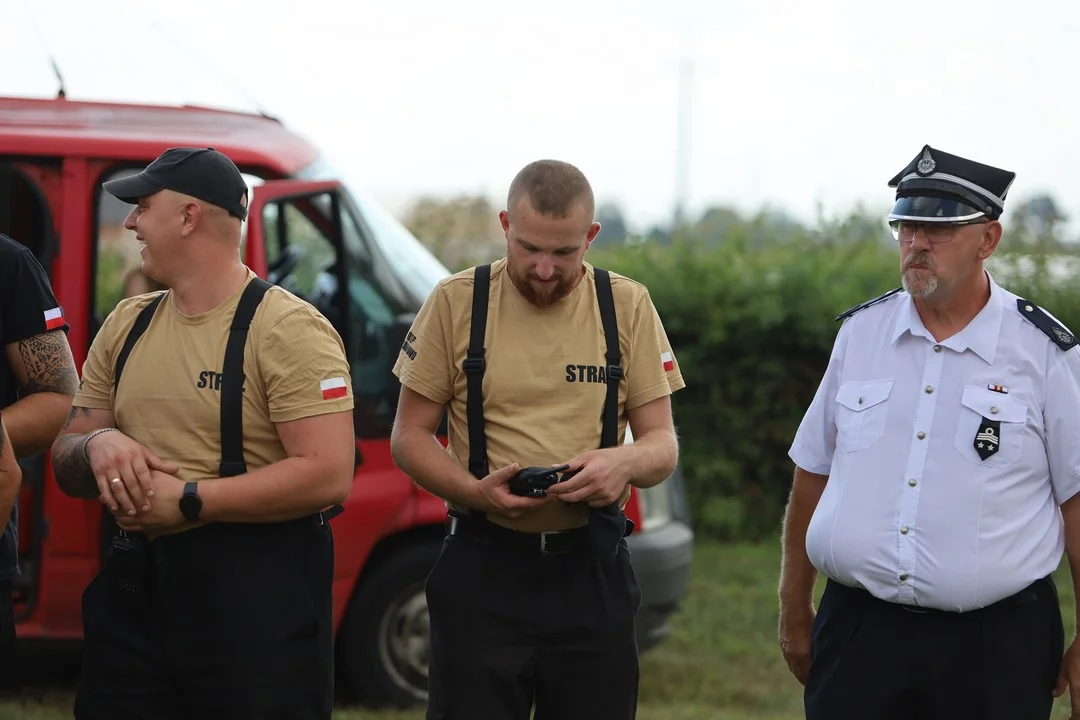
[179,482,202,522]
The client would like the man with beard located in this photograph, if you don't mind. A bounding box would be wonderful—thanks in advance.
[778,145,1080,720]
[391,159,684,719]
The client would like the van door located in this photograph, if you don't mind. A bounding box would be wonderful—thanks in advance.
[0,158,63,623]
[245,179,418,439]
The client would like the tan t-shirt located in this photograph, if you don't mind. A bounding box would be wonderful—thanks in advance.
[393,257,685,532]
[75,269,354,535]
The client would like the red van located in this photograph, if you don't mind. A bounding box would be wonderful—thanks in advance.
[0,94,694,707]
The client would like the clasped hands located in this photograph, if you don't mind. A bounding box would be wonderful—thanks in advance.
[86,430,187,532]
[473,448,631,519]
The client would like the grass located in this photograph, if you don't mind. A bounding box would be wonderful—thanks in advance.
[3,539,1078,719]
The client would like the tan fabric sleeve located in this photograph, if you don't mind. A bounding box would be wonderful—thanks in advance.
[73,300,137,411]
[392,281,455,405]
[625,289,686,410]
[258,305,355,423]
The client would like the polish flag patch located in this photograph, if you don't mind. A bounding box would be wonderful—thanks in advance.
[44,307,65,330]
[320,376,348,400]
[661,351,674,372]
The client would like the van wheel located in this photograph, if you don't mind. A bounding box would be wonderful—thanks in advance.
[337,541,441,708]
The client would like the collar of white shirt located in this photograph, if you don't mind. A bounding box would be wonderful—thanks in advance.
[889,270,1002,365]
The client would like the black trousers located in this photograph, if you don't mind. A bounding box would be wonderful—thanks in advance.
[805,577,1065,720]
[424,516,642,720]
[74,516,335,720]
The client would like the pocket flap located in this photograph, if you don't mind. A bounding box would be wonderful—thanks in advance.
[837,380,894,412]
[960,385,1027,423]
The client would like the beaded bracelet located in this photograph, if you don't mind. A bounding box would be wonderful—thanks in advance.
[81,427,120,466]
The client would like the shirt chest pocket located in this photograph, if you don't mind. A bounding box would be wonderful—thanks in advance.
[835,380,893,452]
[953,385,1027,468]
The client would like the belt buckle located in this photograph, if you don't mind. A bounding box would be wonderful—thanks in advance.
[539,532,552,555]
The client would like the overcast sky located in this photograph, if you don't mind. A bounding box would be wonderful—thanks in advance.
[4,0,1079,234]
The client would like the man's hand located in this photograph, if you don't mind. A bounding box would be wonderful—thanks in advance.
[112,470,186,533]
[1054,635,1080,716]
[468,462,556,519]
[546,449,630,507]
[779,602,816,686]
[88,431,180,517]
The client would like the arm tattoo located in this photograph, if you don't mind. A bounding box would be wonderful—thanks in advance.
[51,433,99,499]
[62,405,92,430]
[18,330,80,396]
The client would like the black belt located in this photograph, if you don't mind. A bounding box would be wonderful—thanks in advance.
[833,575,1048,615]
[445,511,588,555]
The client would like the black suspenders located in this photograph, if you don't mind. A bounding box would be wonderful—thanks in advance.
[463,265,624,480]
[464,264,491,479]
[593,268,624,450]
[113,294,166,395]
[219,279,272,477]
[112,281,344,521]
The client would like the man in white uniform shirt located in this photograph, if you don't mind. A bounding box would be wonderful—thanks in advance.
[778,145,1080,720]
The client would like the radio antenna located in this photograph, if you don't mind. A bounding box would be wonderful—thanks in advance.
[23,0,67,98]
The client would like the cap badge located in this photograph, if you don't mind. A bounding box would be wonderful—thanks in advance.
[916,147,936,176]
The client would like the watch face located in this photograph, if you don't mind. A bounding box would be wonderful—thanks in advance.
[180,487,201,520]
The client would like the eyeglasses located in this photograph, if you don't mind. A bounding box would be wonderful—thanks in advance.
[888,219,989,244]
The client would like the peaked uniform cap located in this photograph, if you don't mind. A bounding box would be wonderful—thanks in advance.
[887,145,1016,222]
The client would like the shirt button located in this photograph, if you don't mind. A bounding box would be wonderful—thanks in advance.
[900,573,909,581]
[990,406,999,414]
[917,431,926,440]
[934,345,942,353]
[925,386,934,394]
[900,526,910,534]
[908,478,917,487]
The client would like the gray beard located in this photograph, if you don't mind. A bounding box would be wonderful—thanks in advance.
[902,271,939,298]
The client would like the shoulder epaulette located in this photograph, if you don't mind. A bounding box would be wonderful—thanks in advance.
[834,287,903,322]
[1017,298,1078,351]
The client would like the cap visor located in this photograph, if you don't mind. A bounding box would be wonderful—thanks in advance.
[102,173,163,204]
[888,196,985,222]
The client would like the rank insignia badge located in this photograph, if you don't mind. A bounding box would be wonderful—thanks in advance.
[974,417,1001,460]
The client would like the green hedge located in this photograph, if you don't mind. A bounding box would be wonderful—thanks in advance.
[589,224,1080,541]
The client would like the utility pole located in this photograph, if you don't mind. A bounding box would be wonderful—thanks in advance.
[673,47,694,230]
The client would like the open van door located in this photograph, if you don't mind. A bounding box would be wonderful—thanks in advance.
[243,179,351,340]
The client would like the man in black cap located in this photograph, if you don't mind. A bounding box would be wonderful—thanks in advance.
[50,147,357,720]
[779,145,1080,719]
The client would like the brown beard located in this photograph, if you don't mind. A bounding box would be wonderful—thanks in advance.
[507,263,578,308]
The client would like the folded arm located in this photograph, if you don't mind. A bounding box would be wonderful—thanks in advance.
[51,405,118,499]
[0,415,21,527]
[196,409,356,523]
[4,329,79,457]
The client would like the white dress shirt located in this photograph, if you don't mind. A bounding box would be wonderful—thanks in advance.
[789,272,1080,611]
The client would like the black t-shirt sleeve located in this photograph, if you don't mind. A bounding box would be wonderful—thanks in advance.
[1,236,68,345]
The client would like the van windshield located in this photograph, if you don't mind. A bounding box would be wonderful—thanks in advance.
[295,156,450,303]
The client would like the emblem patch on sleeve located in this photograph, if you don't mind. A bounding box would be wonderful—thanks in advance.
[320,377,348,400]
[974,417,1001,460]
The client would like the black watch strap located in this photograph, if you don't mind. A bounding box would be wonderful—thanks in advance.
[180,481,202,522]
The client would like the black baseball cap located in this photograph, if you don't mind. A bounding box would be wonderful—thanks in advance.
[103,147,249,221]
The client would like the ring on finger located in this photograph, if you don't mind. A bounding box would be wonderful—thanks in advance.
[110,477,122,486]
